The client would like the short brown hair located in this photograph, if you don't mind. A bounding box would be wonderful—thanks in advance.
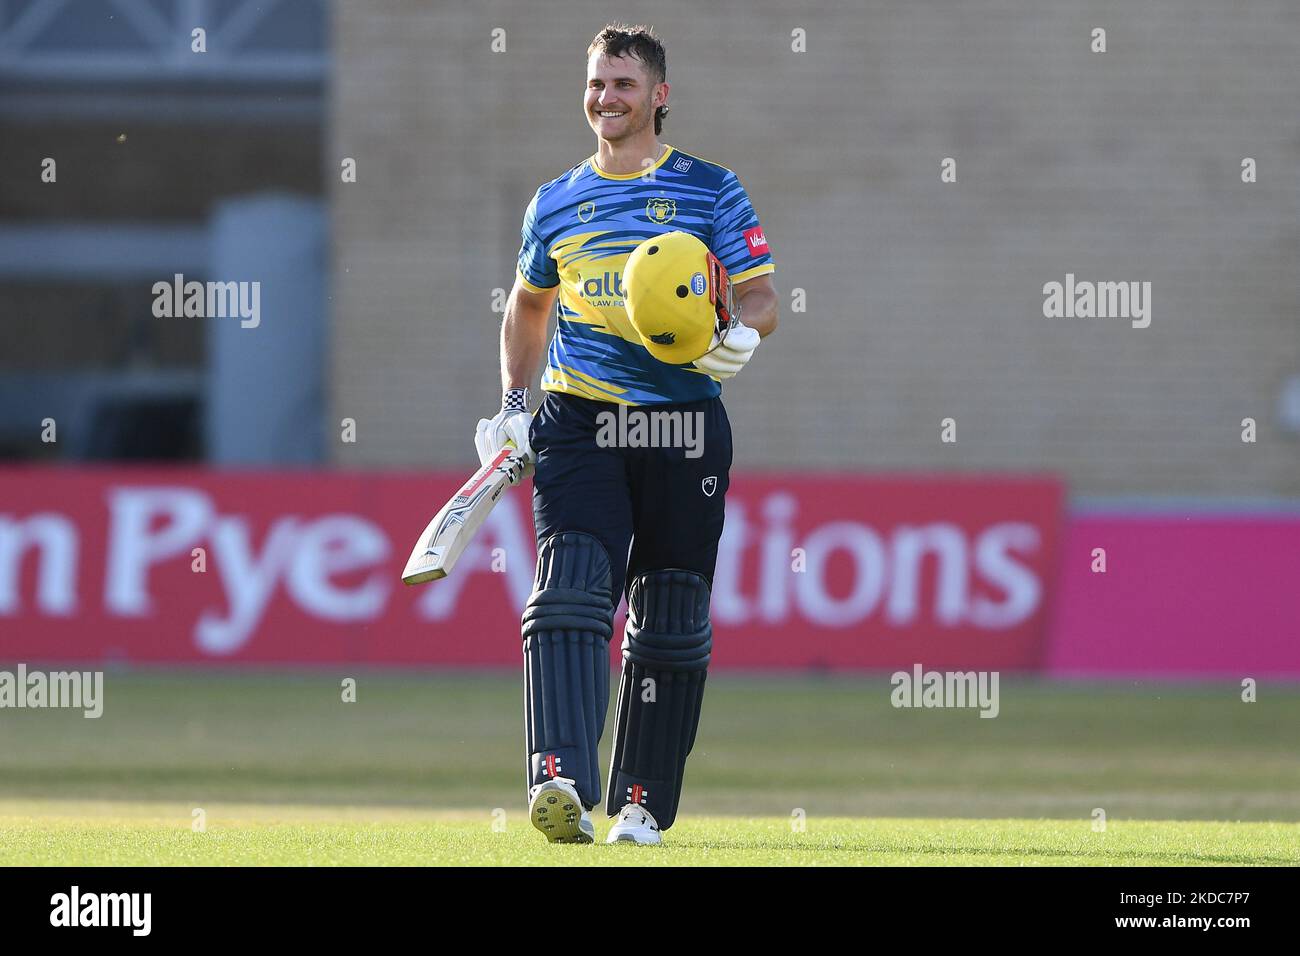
[587,23,669,134]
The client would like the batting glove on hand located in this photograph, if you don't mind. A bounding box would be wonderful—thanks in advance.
[474,388,534,484]
[693,320,761,382]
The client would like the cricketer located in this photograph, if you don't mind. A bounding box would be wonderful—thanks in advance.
[474,23,778,845]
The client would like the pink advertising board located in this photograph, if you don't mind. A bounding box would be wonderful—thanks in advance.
[1046,513,1300,678]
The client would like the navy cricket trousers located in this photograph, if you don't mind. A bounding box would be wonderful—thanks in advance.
[529,391,733,600]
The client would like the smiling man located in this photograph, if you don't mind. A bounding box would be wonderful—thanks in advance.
[474,23,777,846]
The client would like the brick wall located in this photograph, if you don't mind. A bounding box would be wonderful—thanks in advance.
[331,0,1300,494]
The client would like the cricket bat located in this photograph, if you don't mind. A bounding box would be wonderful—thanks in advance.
[400,444,526,585]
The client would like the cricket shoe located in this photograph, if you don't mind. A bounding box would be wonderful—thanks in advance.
[528,776,594,844]
[606,803,662,845]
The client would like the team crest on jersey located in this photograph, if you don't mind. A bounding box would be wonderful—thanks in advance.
[577,201,596,223]
[646,197,676,224]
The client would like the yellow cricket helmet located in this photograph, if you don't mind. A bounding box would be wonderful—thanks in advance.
[623,231,738,365]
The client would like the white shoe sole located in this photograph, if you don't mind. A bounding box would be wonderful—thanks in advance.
[529,781,594,844]
[606,827,662,845]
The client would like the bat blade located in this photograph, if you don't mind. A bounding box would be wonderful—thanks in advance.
[401,446,523,585]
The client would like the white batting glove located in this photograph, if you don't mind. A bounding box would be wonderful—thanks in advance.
[693,321,761,382]
[474,387,534,484]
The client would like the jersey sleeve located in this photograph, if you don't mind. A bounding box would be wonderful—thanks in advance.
[710,170,774,285]
[516,186,559,292]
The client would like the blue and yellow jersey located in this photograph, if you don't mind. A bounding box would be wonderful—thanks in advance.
[516,144,775,405]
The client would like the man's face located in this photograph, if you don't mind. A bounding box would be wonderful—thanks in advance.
[584,52,665,143]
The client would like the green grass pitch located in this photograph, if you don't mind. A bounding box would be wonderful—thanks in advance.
[1,673,1297,866]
